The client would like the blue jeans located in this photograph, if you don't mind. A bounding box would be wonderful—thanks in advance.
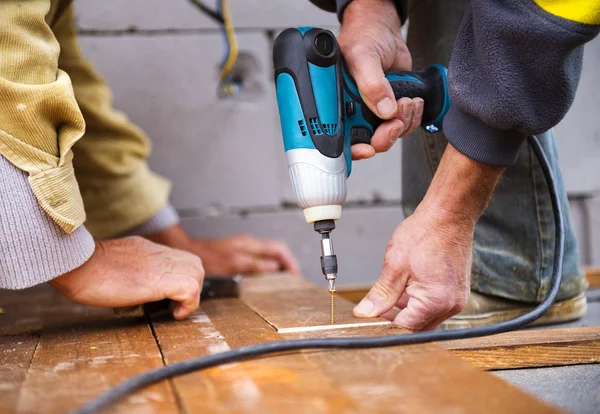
[404,0,588,302]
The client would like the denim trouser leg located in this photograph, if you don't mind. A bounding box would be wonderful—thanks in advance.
[403,0,588,302]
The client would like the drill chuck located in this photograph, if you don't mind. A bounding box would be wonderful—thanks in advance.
[318,221,338,292]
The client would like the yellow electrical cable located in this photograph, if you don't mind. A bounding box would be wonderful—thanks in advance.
[219,0,239,84]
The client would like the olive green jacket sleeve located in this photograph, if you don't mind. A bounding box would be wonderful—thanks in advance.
[54,3,173,239]
[0,0,173,238]
[0,0,87,233]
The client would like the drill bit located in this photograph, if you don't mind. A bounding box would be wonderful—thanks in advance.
[330,291,335,324]
[315,220,338,324]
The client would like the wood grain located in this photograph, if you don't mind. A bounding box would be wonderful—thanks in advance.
[6,292,178,414]
[151,299,363,414]
[0,335,39,413]
[240,274,390,333]
[585,266,600,288]
[439,327,600,370]
[0,284,55,335]
[149,294,560,414]
[1,274,567,413]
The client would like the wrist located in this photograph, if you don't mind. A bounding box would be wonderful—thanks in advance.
[419,144,505,226]
[145,224,192,251]
[343,0,398,22]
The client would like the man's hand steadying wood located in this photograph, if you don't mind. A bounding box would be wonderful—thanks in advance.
[146,224,301,276]
[354,145,505,330]
[50,237,205,320]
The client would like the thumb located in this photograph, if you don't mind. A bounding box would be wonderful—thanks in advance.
[353,262,406,318]
[346,51,397,120]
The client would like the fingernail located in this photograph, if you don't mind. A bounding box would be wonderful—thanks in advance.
[354,298,375,316]
[415,98,425,117]
[376,97,395,118]
[402,102,412,119]
[390,121,403,141]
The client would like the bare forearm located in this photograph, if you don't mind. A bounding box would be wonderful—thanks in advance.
[420,143,505,226]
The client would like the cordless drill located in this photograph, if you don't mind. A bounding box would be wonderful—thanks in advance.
[273,27,450,296]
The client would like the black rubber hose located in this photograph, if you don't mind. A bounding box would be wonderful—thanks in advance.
[74,135,564,414]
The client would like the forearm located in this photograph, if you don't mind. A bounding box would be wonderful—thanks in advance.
[309,0,407,23]
[420,144,505,226]
[0,155,95,290]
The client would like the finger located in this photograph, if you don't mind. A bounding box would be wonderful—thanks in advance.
[351,144,376,160]
[404,98,424,136]
[252,258,281,274]
[396,293,410,309]
[353,261,408,318]
[376,293,409,321]
[262,241,302,276]
[369,119,405,154]
[392,297,440,332]
[156,274,201,320]
[345,48,397,119]
[395,97,414,136]
[420,312,455,332]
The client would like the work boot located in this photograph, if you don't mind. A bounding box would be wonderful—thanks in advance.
[439,291,587,330]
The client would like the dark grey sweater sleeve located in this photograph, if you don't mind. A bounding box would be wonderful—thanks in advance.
[444,0,599,166]
[309,0,407,23]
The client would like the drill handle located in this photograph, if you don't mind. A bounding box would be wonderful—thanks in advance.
[345,64,451,145]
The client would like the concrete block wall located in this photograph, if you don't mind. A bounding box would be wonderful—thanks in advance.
[75,1,600,287]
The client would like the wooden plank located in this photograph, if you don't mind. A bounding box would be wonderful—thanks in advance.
[0,284,55,335]
[149,294,560,413]
[151,299,362,414]
[585,266,600,288]
[0,335,39,413]
[240,274,390,333]
[290,339,559,413]
[8,291,179,414]
[439,327,600,370]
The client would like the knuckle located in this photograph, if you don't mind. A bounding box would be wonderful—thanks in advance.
[345,43,367,61]
[361,78,386,98]
[370,277,398,301]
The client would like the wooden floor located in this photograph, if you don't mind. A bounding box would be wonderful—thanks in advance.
[1,273,597,414]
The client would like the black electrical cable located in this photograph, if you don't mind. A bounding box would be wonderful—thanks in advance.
[74,135,564,414]
[188,0,225,24]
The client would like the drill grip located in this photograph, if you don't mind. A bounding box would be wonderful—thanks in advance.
[347,64,450,145]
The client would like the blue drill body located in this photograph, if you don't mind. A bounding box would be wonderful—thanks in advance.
[273,27,451,291]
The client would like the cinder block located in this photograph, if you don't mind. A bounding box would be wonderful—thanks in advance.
[79,33,282,210]
[555,36,600,194]
[181,206,404,287]
[75,0,339,31]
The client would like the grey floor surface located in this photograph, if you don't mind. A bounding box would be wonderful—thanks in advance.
[493,289,600,413]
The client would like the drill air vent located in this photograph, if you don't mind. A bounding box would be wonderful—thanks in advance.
[297,120,308,136]
[310,118,323,135]
[323,123,337,135]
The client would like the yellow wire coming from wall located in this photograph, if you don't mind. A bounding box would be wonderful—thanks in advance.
[219,0,239,84]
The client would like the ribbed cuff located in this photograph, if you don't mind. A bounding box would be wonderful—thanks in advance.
[123,204,180,237]
[0,155,95,289]
[443,105,527,167]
